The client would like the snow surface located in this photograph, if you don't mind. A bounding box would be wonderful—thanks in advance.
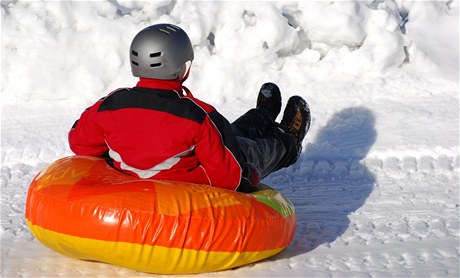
[1,0,459,277]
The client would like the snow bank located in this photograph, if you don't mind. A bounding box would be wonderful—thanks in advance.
[403,0,459,80]
[1,0,458,106]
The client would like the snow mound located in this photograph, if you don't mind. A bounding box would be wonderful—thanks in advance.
[1,1,458,104]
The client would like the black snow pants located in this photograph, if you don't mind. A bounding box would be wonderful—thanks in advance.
[231,108,301,180]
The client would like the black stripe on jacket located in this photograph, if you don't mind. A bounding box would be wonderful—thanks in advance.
[98,88,206,124]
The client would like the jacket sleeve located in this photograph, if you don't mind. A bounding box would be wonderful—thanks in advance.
[68,100,108,156]
[193,109,247,191]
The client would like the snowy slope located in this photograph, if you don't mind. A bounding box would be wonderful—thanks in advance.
[1,1,459,277]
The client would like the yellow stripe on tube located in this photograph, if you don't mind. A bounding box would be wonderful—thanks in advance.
[28,221,284,274]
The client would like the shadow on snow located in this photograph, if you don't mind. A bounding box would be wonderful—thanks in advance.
[265,106,377,258]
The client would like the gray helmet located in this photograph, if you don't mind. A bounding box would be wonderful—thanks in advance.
[130,24,194,80]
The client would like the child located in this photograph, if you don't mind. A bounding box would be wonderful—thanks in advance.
[69,24,310,192]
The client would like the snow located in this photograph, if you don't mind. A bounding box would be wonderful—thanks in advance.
[1,0,459,277]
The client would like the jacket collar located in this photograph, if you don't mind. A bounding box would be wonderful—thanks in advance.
[136,77,183,92]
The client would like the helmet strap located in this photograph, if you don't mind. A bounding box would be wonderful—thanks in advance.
[182,85,193,97]
[181,62,193,97]
[181,62,192,83]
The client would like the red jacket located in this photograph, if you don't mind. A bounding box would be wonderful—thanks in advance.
[69,78,247,191]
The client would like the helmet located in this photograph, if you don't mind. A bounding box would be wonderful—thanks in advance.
[130,24,194,80]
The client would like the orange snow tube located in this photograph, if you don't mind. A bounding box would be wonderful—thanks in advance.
[25,156,296,274]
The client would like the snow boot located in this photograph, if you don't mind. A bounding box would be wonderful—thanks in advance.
[256,82,282,121]
[280,96,311,144]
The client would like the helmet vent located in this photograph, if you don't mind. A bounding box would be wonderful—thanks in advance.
[159,29,171,35]
[166,26,178,32]
[158,26,179,35]
[150,63,162,68]
[132,61,139,66]
[150,52,161,58]
[131,50,138,56]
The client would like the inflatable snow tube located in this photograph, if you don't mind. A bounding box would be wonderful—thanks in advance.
[25,156,296,274]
